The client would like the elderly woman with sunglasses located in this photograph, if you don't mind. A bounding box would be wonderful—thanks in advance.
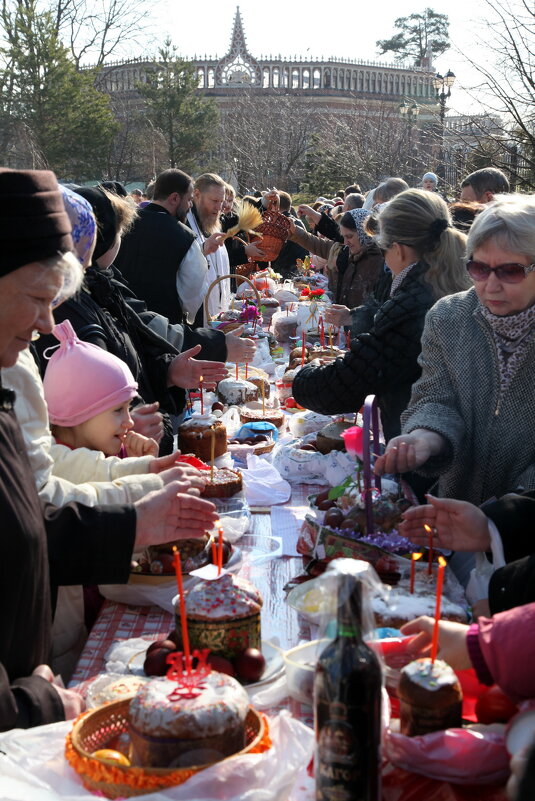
[376,194,535,507]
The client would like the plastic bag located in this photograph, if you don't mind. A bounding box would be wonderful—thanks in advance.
[242,454,291,505]
[384,724,509,785]
[0,711,314,801]
[272,437,356,486]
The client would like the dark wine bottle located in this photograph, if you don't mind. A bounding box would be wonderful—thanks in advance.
[314,572,382,801]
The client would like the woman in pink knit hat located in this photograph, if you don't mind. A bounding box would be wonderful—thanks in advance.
[43,320,159,458]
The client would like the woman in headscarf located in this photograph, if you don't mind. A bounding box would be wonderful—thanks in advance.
[292,189,470,442]
[35,185,228,454]
[288,208,387,308]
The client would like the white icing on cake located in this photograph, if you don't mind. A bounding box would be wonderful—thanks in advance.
[373,586,467,623]
[217,378,258,405]
[402,658,458,691]
[129,672,249,737]
[186,573,263,619]
[180,413,218,429]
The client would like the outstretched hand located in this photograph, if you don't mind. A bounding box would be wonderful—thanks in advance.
[374,430,445,476]
[168,345,228,390]
[401,616,471,671]
[134,481,218,549]
[225,326,256,364]
[399,495,491,552]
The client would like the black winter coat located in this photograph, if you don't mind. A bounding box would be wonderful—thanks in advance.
[0,382,134,730]
[485,491,535,613]
[292,262,436,441]
[114,203,196,325]
[36,267,185,454]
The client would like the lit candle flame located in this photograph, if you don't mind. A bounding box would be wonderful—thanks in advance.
[423,524,432,534]
[438,555,447,568]
[409,552,423,593]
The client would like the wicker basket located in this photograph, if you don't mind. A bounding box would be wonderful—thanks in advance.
[252,201,291,262]
[65,698,269,798]
[204,273,261,326]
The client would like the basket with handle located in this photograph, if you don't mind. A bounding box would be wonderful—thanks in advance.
[65,698,269,798]
[204,274,261,329]
[251,198,291,262]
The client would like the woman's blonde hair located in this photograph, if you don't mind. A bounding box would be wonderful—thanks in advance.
[102,188,138,236]
[377,189,471,299]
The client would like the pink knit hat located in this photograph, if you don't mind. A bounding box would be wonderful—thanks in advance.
[43,319,138,426]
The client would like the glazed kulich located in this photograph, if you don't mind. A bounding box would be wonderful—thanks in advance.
[177,414,227,462]
[372,585,467,631]
[398,657,463,736]
[128,672,250,768]
[260,297,280,322]
[200,467,243,498]
[239,406,285,429]
[315,420,353,454]
[179,572,263,659]
[217,377,258,406]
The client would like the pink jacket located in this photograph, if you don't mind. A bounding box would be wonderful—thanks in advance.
[471,603,535,703]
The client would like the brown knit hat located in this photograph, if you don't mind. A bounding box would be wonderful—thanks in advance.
[0,168,73,277]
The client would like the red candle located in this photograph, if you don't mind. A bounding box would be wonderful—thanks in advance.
[346,331,351,350]
[199,375,204,415]
[245,362,248,379]
[319,316,325,348]
[424,523,434,575]
[235,363,239,380]
[409,552,423,594]
[217,526,224,575]
[301,331,306,366]
[172,547,191,671]
[212,541,217,565]
[430,556,447,663]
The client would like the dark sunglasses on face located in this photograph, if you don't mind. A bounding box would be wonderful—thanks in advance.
[465,258,535,284]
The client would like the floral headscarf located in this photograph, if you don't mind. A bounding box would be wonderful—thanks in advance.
[60,185,96,269]
[347,208,373,246]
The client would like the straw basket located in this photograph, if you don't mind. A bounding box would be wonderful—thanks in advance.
[65,698,269,798]
[252,201,291,262]
[204,273,262,330]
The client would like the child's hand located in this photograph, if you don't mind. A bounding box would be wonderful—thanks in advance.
[124,430,159,458]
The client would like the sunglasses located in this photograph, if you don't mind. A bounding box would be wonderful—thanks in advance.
[465,259,535,284]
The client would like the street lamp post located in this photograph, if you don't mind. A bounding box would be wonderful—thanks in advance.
[432,70,456,182]
[399,100,420,184]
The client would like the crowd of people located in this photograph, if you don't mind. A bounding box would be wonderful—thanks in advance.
[0,159,534,797]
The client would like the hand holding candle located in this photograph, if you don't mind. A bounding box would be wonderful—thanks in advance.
[430,555,447,663]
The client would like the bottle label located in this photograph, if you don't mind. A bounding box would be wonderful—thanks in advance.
[315,702,380,801]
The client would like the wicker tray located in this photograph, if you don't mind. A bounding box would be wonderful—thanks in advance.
[66,698,269,798]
